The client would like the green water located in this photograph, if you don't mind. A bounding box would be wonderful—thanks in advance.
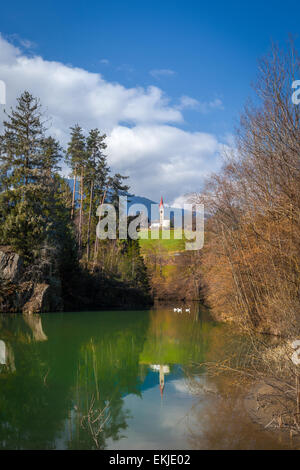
[0,306,291,450]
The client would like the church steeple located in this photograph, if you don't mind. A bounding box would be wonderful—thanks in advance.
[159,364,165,399]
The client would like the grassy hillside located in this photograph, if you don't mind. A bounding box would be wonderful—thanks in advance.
[138,228,185,254]
[138,228,202,301]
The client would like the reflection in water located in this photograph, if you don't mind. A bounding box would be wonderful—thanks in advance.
[150,365,169,397]
[187,385,291,450]
[0,340,5,364]
[0,339,15,372]
[23,314,48,342]
[0,306,292,449]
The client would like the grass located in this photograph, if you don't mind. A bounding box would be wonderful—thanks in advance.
[138,228,186,254]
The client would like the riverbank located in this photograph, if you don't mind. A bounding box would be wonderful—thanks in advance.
[244,379,300,445]
[196,318,300,445]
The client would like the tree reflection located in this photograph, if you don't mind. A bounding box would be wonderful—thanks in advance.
[0,311,149,449]
[187,386,291,450]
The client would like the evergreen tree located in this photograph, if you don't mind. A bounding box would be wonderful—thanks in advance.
[66,125,87,250]
[85,129,109,261]
[45,174,77,284]
[41,136,62,177]
[0,92,76,274]
[0,91,46,188]
[118,235,150,293]
[108,173,130,216]
[0,91,50,260]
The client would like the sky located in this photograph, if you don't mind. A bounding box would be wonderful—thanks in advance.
[0,0,299,205]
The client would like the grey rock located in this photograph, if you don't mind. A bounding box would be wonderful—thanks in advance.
[0,247,23,283]
[23,283,51,314]
[0,246,63,314]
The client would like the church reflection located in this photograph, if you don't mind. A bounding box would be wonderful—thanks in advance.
[150,364,170,397]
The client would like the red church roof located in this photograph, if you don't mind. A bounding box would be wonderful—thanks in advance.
[159,196,164,208]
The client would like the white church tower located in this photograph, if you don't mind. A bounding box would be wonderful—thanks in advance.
[150,196,170,230]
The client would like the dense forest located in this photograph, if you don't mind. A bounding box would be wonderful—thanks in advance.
[0,92,152,312]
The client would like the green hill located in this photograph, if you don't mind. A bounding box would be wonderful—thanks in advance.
[138,228,186,254]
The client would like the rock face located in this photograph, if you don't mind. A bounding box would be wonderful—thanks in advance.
[23,283,51,314]
[0,247,23,283]
[0,246,63,314]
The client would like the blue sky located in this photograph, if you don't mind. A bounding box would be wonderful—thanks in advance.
[0,0,299,204]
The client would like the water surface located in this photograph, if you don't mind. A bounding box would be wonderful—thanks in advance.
[0,306,291,449]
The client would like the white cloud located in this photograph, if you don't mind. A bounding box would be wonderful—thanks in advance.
[0,34,226,203]
[177,95,224,113]
[172,195,191,209]
[150,69,176,79]
[107,125,224,202]
[178,95,200,110]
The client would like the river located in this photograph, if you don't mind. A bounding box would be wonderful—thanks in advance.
[0,305,292,449]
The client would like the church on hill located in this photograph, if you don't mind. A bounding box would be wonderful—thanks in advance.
[150,196,170,230]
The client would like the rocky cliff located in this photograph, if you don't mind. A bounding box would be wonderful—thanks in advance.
[0,246,63,314]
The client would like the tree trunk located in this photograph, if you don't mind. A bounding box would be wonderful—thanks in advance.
[93,189,107,270]
[71,167,77,219]
[79,167,84,252]
[86,180,94,262]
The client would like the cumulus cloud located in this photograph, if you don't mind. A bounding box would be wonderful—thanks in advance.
[107,125,225,202]
[0,34,226,203]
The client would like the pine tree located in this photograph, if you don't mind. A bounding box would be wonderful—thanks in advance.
[118,236,150,293]
[44,174,77,283]
[108,173,130,213]
[0,91,76,274]
[0,91,45,188]
[41,136,62,178]
[85,129,109,261]
[0,91,51,260]
[66,125,87,250]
